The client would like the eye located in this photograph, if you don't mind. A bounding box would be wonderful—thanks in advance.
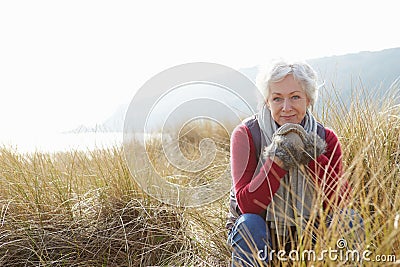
[291,95,300,100]
[273,97,283,102]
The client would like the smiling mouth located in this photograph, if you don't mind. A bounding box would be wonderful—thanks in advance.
[282,115,296,119]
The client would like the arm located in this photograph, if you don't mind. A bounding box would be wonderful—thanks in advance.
[231,124,287,214]
[307,128,350,209]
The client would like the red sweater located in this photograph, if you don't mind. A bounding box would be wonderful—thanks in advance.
[231,123,350,214]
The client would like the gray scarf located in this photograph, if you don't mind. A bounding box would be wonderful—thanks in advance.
[258,104,318,237]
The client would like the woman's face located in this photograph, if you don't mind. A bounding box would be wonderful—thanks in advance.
[267,74,310,126]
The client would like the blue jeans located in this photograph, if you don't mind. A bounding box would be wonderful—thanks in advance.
[227,210,364,266]
[227,214,271,266]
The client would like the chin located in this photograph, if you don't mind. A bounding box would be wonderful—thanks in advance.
[278,119,300,125]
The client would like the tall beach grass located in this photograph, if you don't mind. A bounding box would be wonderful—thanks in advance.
[0,84,399,266]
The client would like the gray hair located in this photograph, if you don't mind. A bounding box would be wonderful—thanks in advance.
[256,61,319,107]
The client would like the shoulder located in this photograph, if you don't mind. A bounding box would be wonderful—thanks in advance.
[231,121,252,143]
[242,115,259,129]
[324,127,339,141]
[323,127,342,148]
[232,116,257,138]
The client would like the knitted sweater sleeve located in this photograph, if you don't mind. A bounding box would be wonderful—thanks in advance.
[307,128,351,209]
[231,124,287,214]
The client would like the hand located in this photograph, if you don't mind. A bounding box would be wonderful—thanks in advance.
[263,123,326,170]
[302,132,326,161]
[263,124,305,170]
[263,135,301,170]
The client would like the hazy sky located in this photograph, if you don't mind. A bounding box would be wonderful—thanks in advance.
[1,0,399,139]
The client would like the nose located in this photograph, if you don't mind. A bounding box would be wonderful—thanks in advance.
[282,98,292,111]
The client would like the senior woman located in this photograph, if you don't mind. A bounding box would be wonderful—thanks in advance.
[226,61,352,266]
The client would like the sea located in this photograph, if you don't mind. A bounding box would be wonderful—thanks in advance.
[0,132,123,154]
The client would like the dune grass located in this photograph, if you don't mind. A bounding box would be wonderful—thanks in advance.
[0,85,399,266]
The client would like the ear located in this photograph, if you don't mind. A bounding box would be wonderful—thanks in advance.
[265,100,270,109]
[306,97,311,108]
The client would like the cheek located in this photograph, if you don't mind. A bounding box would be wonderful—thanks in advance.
[269,105,280,116]
[296,103,308,117]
